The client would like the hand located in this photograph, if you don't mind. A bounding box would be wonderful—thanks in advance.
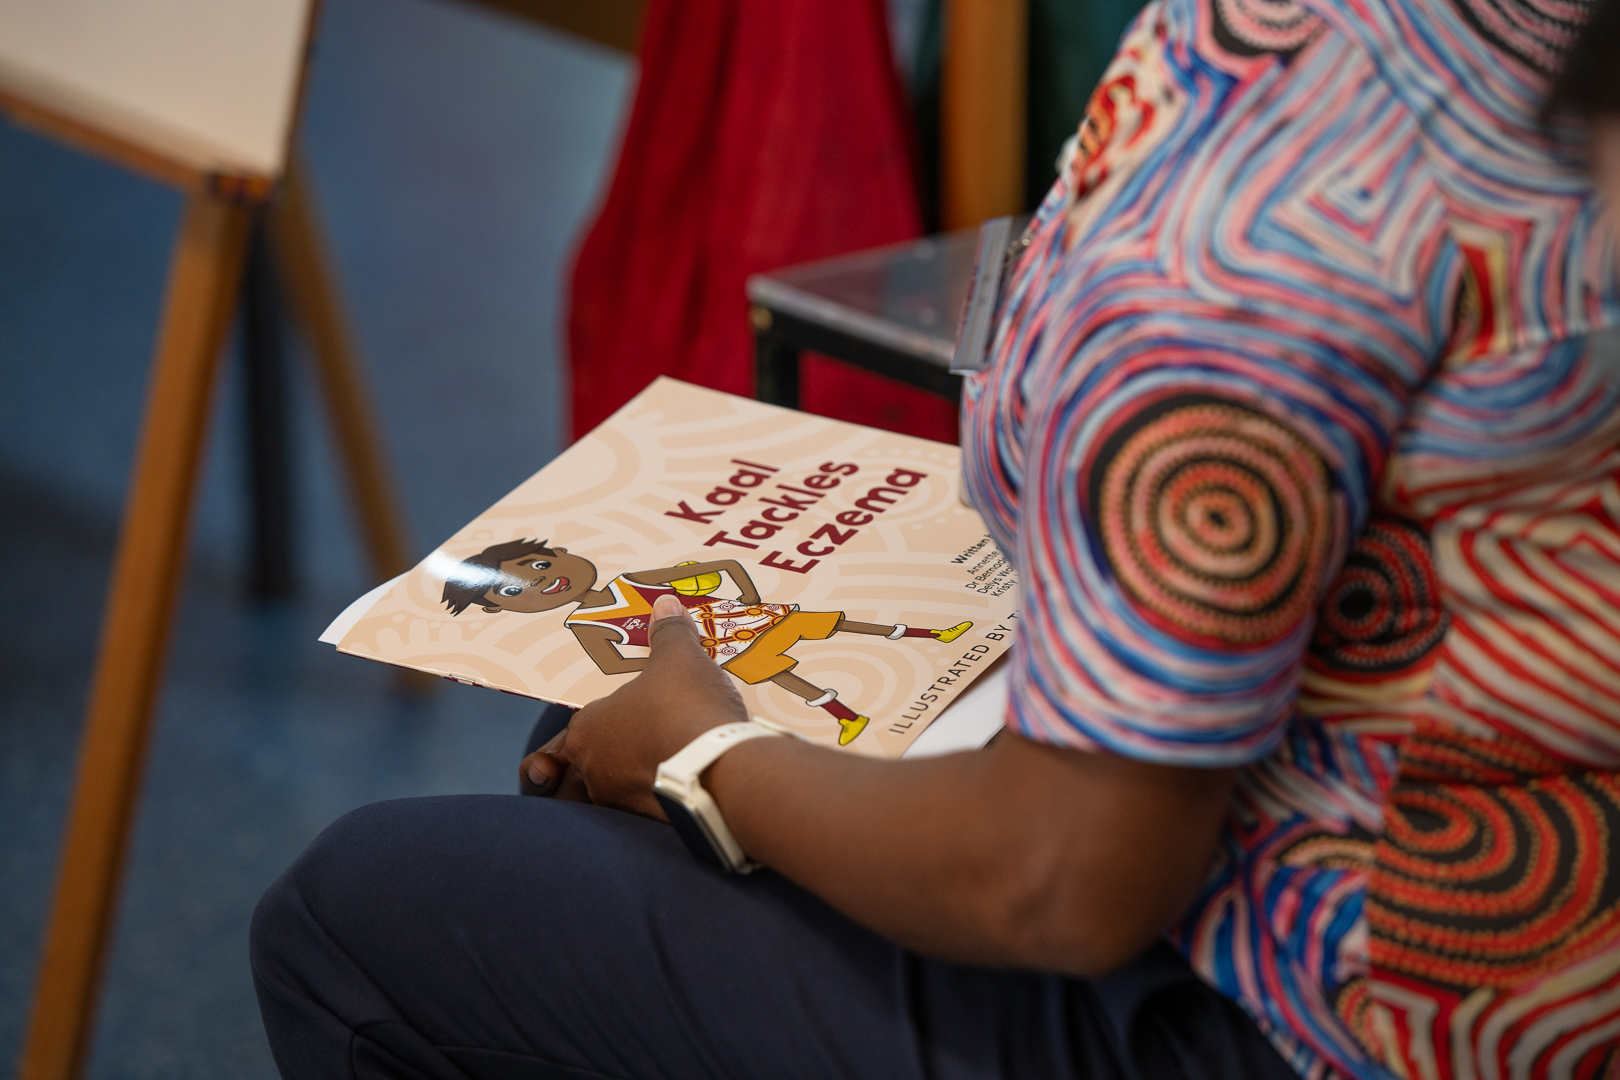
[519,594,749,817]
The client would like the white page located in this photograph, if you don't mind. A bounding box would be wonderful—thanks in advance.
[901,658,1008,758]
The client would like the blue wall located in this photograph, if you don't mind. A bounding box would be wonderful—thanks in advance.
[0,0,633,595]
[0,4,631,1076]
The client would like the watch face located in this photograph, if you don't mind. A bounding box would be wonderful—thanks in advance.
[655,791,731,873]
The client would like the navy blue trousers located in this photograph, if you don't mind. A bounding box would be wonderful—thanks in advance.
[249,706,1297,1080]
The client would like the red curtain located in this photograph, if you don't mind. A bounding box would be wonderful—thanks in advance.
[567,0,957,443]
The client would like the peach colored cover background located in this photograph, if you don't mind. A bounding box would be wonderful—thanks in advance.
[336,378,1019,758]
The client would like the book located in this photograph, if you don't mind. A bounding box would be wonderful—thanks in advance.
[320,378,1019,759]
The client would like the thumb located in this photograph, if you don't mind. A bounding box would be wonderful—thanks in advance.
[649,593,697,641]
[647,594,711,667]
[652,593,687,622]
[646,594,747,715]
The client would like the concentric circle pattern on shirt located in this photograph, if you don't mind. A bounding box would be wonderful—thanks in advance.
[1089,394,1334,647]
[1309,515,1450,677]
[958,0,1620,1070]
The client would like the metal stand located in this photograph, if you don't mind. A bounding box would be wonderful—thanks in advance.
[751,306,962,411]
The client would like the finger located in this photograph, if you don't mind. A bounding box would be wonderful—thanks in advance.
[645,597,748,723]
[519,750,564,797]
[647,594,723,673]
[553,766,592,803]
[650,593,696,634]
[538,726,570,761]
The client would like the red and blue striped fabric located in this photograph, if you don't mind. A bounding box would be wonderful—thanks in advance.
[961,0,1619,1072]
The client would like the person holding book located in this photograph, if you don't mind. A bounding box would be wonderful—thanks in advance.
[251,1,1620,1078]
[438,539,973,746]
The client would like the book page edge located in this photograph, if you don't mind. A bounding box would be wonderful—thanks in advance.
[900,661,1009,759]
[319,573,405,645]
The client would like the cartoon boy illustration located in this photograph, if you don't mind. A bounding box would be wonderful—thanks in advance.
[440,539,971,745]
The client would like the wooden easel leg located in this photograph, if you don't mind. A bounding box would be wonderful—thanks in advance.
[17,190,254,1080]
[242,209,298,600]
[267,154,413,587]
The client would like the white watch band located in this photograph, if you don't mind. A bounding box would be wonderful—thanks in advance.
[653,721,781,873]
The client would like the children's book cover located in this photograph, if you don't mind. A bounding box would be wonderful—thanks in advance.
[325,378,1019,758]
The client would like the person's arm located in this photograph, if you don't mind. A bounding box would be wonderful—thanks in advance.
[526,596,1233,977]
[1595,116,1620,246]
[522,9,1454,976]
[711,716,1233,974]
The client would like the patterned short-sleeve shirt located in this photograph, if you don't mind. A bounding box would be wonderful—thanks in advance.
[961,0,1620,1073]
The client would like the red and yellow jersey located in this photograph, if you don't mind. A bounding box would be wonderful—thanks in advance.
[564,575,791,660]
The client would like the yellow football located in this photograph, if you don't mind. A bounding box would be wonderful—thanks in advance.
[669,561,722,596]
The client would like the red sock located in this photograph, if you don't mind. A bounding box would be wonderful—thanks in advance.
[902,627,936,638]
[820,698,857,722]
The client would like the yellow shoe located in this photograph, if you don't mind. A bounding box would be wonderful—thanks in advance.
[837,715,870,745]
[931,621,972,644]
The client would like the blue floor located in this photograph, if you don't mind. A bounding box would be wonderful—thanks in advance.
[0,1,631,1075]
[0,472,547,1078]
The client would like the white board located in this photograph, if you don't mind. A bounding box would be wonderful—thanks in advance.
[0,0,314,178]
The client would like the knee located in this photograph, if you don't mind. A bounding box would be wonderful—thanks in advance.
[249,861,300,978]
[251,793,679,982]
[250,799,420,980]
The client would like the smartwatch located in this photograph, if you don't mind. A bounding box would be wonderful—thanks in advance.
[653,721,782,874]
